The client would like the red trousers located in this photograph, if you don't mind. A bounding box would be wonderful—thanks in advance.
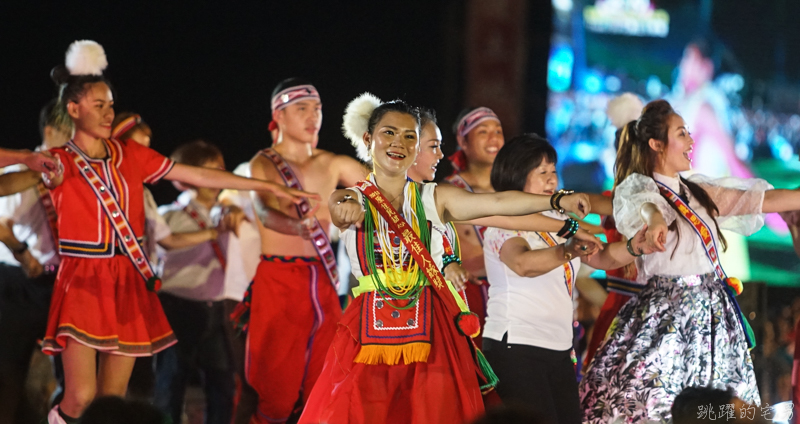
[299,287,484,424]
[245,257,341,424]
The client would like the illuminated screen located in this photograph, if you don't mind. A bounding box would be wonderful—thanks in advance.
[546,0,800,286]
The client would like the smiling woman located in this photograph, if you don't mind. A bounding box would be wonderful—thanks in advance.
[576,99,800,423]
[299,94,596,424]
[39,40,317,424]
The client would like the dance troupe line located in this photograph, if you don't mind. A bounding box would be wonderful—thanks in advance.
[2,39,800,424]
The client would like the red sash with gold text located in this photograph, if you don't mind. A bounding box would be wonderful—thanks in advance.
[355,180,497,390]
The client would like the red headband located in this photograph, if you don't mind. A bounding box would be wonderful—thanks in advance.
[271,84,320,112]
[112,114,141,139]
[456,107,499,138]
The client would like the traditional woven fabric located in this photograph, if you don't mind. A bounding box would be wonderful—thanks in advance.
[298,289,484,424]
[42,256,176,356]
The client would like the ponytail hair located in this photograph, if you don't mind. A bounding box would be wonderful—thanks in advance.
[613,99,727,256]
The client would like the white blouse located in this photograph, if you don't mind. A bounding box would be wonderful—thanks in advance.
[613,172,771,284]
[482,211,581,351]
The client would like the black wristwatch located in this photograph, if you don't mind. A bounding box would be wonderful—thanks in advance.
[11,241,28,255]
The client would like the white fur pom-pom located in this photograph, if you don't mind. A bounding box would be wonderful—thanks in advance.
[606,93,644,129]
[342,92,382,162]
[65,40,108,76]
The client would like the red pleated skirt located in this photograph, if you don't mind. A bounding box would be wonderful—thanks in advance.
[298,287,485,424]
[42,256,176,357]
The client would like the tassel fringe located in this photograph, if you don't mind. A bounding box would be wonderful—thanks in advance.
[354,343,431,365]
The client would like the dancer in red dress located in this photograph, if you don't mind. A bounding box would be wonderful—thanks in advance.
[41,40,314,424]
[299,93,593,424]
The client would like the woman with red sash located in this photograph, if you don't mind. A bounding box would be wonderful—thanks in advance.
[579,99,800,423]
[298,94,593,424]
[40,40,314,424]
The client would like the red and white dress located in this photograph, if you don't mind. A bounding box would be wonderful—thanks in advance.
[42,138,177,357]
[299,182,484,424]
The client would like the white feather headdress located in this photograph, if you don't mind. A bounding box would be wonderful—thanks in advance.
[65,40,108,76]
[342,92,382,162]
[606,93,643,129]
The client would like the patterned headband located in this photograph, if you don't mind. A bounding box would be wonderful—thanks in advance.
[271,84,321,112]
[456,107,499,137]
[112,114,141,139]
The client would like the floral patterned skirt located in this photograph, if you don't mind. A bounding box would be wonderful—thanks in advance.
[579,273,760,423]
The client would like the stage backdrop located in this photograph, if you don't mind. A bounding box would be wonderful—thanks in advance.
[545,0,800,287]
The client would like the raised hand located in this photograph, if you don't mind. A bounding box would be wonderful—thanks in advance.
[24,151,60,174]
[219,205,248,237]
[629,225,657,256]
[443,262,478,291]
[331,195,365,230]
[559,193,591,219]
[643,222,667,252]
[572,229,604,252]
[565,235,600,258]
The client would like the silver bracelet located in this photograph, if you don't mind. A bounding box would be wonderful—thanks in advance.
[337,194,354,205]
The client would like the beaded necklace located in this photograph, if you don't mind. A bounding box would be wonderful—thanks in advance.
[363,175,430,310]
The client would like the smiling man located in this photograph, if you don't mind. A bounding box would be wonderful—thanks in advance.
[443,106,504,348]
[244,78,366,424]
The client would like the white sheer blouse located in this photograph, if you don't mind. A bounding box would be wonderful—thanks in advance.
[613,172,772,284]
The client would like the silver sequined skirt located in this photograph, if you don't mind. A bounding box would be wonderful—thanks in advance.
[578,273,760,424]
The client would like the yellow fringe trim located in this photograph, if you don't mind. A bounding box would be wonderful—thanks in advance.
[353,342,431,365]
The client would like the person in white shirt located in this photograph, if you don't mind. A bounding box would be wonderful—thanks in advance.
[481,134,651,424]
[152,140,241,424]
[580,99,800,423]
[110,113,233,402]
[0,100,71,423]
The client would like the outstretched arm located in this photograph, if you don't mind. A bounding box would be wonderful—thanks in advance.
[164,163,319,205]
[640,203,667,252]
[0,170,41,196]
[0,148,59,174]
[248,157,317,238]
[330,189,364,230]
[582,227,654,270]
[762,189,800,214]
[158,229,219,251]
[435,184,591,223]
[499,236,590,278]
[586,193,613,217]
[465,214,604,250]
[334,154,369,188]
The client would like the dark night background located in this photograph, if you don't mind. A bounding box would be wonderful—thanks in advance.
[2,1,800,205]
[0,1,552,204]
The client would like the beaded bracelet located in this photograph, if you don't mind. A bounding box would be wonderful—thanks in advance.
[556,218,579,239]
[442,253,461,269]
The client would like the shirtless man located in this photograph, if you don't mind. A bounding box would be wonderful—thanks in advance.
[245,78,365,424]
[443,107,505,348]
